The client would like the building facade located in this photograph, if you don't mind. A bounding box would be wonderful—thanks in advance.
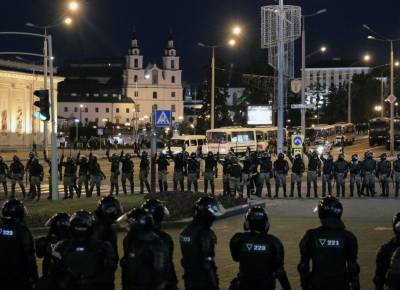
[123,33,184,122]
[0,60,63,149]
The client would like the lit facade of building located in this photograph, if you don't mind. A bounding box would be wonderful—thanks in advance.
[0,60,63,149]
[123,33,184,122]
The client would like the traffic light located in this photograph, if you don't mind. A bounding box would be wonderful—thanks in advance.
[33,89,50,121]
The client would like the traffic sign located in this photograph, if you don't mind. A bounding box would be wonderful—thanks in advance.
[291,134,304,149]
[155,110,171,128]
[291,79,302,93]
[291,104,316,110]
[386,94,397,104]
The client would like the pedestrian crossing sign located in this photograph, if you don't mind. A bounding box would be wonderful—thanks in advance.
[291,134,304,149]
[155,110,171,128]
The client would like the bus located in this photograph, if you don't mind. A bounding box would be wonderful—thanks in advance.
[305,124,336,145]
[334,122,356,146]
[255,126,287,152]
[206,127,257,155]
[369,117,389,146]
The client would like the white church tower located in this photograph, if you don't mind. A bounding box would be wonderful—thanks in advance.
[123,31,184,122]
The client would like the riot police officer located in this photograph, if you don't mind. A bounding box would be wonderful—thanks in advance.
[257,152,273,197]
[306,151,321,198]
[43,149,62,200]
[361,151,376,197]
[88,155,106,197]
[229,156,243,197]
[320,153,334,197]
[49,210,117,290]
[120,208,168,290]
[169,150,187,192]
[229,207,291,290]
[376,153,391,197]
[28,157,44,200]
[157,152,170,192]
[35,212,70,277]
[139,151,151,194]
[93,195,123,259]
[9,155,26,199]
[121,151,134,195]
[60,155,78,199]
[219,154,233,196]
[0,199,38,290]
[142,199,178,290]
[180,196,222,290]
[76,152,90,197]
[298,196,360,290]
[106,149,121,196]
[289,152,305,198]
[374,212,400,290]
[0,156,9,198]
[26,151,36,198]
[273,153,289,198]
[392,153,400,197]
[349,154,363,197]
[202,151,218,195]
[333,153,349,197]
[187,152,200,192]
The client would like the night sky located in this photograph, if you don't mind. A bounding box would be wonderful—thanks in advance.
[2,0,399,83]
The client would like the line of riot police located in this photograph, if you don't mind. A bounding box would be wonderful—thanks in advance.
[0,195,399,290]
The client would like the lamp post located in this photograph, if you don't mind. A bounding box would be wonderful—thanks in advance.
[301,8,327,136]
[364,24,400,155]
[198,25,242,129]
[347,54,371,123]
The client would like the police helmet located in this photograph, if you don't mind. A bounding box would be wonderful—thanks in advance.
[13,155,19,162]
[352,154,358,161]
[69,210,95,239]
[190,152,196,158]
[232,156,239,163]
[2,198,27,221]
[92,155,98,162]
[244,206,269,233]
[367,152,373,159]
[194,196,223,222]
[295,152,302,159]
[121,208,154,232]
[142,151,148,157]
[208,151,214,157]
[327,154,333,160]
[95,195,123,223]
[45,212,70,237]
[80,155,87,162]
[141,198,170,225]
[338,153,345,160]
[381,153,387,160]
[278,152,284,159]
[393,212,400,235]
[312,151,318,158]
[125,153,131,159]
[316,196,343,220]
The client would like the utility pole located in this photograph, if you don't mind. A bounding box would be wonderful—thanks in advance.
[276,0,285,153]
[211,47,215,129]
[43,28,48,151]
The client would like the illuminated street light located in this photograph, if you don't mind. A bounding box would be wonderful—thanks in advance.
[232,25,242,36]
[320,46,327,52]
[68,1,79,11]
[64,17,73,25]
[363,54,371,62]
[228,38,237,47]
[144,74,150,80]
[395,61,400,67]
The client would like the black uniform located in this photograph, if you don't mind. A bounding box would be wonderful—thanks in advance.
[307,153,321,198]
[219,156,232,196]
[202,153,218,195]
[60,156,78,199]
[0,218,38,290]
[170,152,187,192]
[106,151,121,196]
[230,232,291,290]
[361,155,376,196]
[257,155,273,197]
[320,156,334,197]
[273,155,289,197]
[333,158,349,197]
[88,157,106,197]
[9,158,26,198]
[0,158,9,198]
[289,155,305,198]
[157,154,169,192]
[298,219,360,290]
[187,156,200,192]
[376,157,391,197]
[349,159,363,197]
[180,220,219,290]
[393,158,400,197]
[28,160,44,200]
[77,154,90,197]
[242,155,256,196]
[139,154,151,194]
[121,154,134,195]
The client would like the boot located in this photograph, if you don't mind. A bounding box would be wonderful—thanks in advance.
[306,182,311,197]
[290,183,295,197]
[314,182,318,198]
[266,183,271,198]
[297,184,302,198]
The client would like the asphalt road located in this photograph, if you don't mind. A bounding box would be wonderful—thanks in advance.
[32,198,398,290]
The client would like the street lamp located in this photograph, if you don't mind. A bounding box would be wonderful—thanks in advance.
[364,24,400,155]
[347,53,371,123]
[198,24,242,129]
[64,17,73,25]
[68,1,79,12]
[300,8,328,136]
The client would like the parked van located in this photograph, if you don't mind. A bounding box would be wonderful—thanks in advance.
[164,135,208,155]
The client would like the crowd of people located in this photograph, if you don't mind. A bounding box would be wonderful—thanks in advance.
[0,195,399,290]
[1,147,400,201]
